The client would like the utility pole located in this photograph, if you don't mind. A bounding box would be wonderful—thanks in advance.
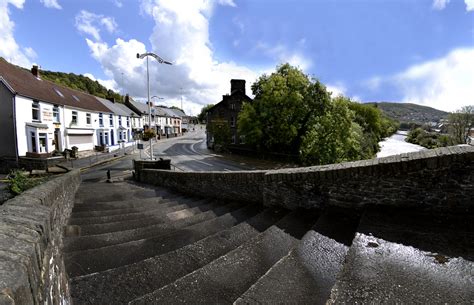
[137,52,172,160]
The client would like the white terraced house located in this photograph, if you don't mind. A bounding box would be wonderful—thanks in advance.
[0,59,139,164]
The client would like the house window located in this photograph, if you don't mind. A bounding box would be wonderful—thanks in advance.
[119,131,122,141]
[99,113,103,126]
[71,111,78,124]
[32,102,40,121]
[119,115,122,126]
[231,135,236,144]
[230,103,235,110]
[30,132,37,153]
[126,117,130,127]
[109,114,114,126]
[86,113,91,125]
[230,116,235,127]
[53,106,60,123]
[38,133,47,153]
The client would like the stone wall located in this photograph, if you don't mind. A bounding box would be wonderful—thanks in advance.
[139,169,266,203]
[0,169,81,304]
[137,146,474,212]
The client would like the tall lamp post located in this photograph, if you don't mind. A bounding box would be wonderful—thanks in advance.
[137,52,172,160]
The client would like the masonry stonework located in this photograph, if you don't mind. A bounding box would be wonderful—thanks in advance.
[0,170,81,304]
[137,146,474,212]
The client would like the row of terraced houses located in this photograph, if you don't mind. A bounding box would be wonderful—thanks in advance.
[0,59,184,166]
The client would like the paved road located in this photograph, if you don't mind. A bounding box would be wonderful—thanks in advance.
[81,128,251,182]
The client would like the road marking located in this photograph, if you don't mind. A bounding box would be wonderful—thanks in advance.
[223,168,231,171]
[197,160,214,166]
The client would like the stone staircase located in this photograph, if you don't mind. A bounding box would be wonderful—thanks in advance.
[64,180,474,304]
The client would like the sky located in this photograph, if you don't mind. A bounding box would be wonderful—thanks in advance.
[0,0,473,115]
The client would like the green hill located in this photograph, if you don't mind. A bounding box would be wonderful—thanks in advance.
[40,70,123,102]
[366,102,449,126]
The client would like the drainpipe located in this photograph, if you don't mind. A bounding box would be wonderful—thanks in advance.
[12,95,19,163]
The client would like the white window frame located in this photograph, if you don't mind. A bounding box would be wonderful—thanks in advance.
[32,101,41,122]
[86,113,91,125]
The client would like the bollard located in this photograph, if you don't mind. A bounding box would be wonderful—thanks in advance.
[106,169,111,183]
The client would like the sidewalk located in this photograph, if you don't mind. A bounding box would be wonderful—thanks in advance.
[58,145,137,170]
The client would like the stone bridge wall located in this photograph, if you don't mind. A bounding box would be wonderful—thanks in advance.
[138,146,473,212]
[0,170,81,304]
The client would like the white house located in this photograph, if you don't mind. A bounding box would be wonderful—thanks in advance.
[96,97,137,150]
[0,60,112,160]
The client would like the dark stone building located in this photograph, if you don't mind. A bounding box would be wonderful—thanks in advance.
[206,79,252,149]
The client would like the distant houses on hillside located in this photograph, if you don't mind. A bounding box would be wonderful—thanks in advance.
[0,59,186,171]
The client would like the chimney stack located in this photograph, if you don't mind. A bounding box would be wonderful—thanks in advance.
[230,79,246,95]
[31,65,40,78]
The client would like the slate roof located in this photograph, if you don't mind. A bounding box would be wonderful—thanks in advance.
[127,98,151,115]
[0,59,111,113]
[96,97,137,116]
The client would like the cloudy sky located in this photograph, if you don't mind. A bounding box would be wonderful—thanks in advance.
[1,0,473,114]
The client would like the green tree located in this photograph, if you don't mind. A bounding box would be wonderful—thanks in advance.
[300,97,363,165]
[198,104,214,123]
[238,63,330,155]
[448,105,474,144]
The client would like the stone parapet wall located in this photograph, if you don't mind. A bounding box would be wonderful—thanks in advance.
[139,169,266,203]
[138,146,474,212]
[264,146,473,211]
[0,170,81,304]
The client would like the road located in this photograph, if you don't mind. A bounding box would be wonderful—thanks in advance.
[81,127,252,182]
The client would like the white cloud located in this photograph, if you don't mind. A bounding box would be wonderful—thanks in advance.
[326,83,346,97]
[432,0,474,11]
[40,0,61,9]
[465,0,474,11]
[111,0,123,8]
[255,42,312,71]
[432,0,450,10]
[75,10,117,41]
[84,0,259,115]
[0,0,36,68]
[394,47,474,112]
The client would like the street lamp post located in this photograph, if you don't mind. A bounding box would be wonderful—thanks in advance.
[137,52,172,160]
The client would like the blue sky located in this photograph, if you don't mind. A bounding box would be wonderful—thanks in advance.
[1,0,473,114]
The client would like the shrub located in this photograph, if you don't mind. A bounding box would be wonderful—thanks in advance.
[7,170,46,195]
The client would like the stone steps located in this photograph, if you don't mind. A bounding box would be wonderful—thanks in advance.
[65,203,262,277]
[64,200,244,252]
[65,179,473,303]
[67,199,204,226]
[70,207,288,305]
[129,209,319,305]
[328,208,474,304]
[234,207,360,305]
[74,200,220,235]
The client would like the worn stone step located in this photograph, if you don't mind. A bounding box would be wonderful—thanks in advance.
[235,207,360,305]
[72,196,173,212]
[65,204,262,277]
[67,200,200,226]
[74,182,171,203]
[64,201,242,252]
[68,197,196,219]
[130,209,319,305]
[76,200,222,235]
[328,207,474,304]
[70,207,289,305]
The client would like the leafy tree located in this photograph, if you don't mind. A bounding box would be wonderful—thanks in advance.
[300,97,363,165]
[448,105,474,144]
[238,63,330,155]
[198,104,214,123]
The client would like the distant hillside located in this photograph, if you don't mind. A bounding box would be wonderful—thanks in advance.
[366,102,449,125]
[40,70,123,102]
[0,58,123,102]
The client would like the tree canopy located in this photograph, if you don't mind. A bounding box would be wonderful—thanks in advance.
[237,63,398,165]
[197,104,214,123]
